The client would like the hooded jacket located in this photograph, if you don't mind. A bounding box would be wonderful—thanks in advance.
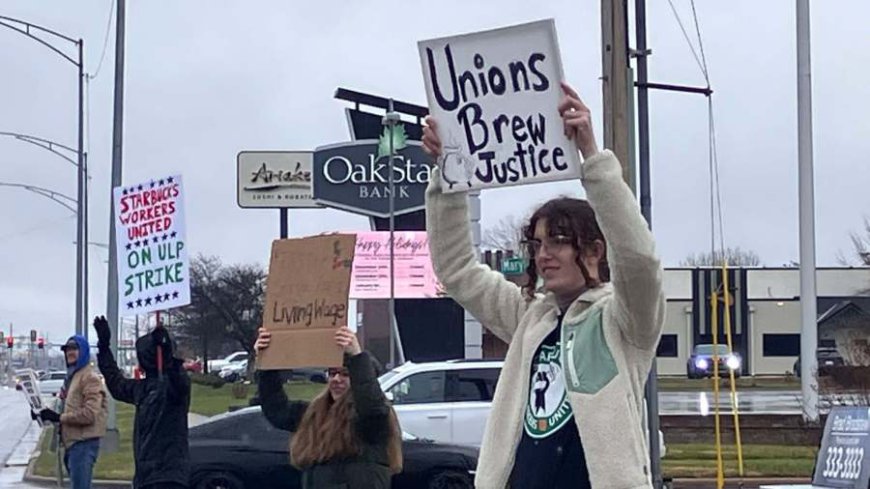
[59,335,108,447]
[97,330,191,488]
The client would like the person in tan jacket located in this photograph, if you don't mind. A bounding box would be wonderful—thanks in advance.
[36,335,108,489]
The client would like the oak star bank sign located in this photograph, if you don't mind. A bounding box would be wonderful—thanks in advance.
[312,129,435,218]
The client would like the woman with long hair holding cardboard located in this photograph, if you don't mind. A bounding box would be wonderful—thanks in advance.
[255,326,403,489]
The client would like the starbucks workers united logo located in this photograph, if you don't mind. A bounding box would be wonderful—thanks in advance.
[524,343,573,438]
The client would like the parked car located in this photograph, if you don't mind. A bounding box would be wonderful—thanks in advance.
[286,367,327,383]
[793,347,845,377]
[687,344,742,379]
[207,351,249,374]
[378,360,667,457]
[219,360,249,383]
[38,370,68,397]
[188,406,478,489]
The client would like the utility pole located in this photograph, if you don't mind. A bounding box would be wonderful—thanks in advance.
[632,0,663,487]
[601,0,634,188]
[797,0,819,423]
[105,0,126,444]
[604,0,661,485]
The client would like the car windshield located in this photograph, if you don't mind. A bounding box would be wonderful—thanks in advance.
[378,370,399,386]
[695,345,730,356]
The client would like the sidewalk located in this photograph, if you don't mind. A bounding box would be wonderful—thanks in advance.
[672,478,812,489]
[20,413,211,488]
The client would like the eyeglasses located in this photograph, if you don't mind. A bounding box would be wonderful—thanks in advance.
[327,368,349,378]
[522,235,574,256]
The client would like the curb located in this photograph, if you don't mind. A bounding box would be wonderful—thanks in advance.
[672,477,812,488]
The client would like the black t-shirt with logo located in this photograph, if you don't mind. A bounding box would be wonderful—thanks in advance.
[510,316,591,488]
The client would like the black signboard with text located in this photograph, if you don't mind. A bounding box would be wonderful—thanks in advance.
[813,406,870,487]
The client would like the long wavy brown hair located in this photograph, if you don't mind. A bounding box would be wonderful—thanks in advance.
[522,197,610,300]
[290,387,403,474]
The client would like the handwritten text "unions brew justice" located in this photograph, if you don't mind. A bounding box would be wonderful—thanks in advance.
[424,45,570,184]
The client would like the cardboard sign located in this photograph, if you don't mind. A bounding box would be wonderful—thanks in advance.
[349,231,444,299]
[418,19,581,193]
[257,234,357,370]
[114,175,191,316]
[813,406,870,487]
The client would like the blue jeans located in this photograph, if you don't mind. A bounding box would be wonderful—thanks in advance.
[64,438,100,489]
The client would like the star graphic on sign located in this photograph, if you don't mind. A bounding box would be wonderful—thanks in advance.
[126,302,134,309]
[129,187,136,194]
[162,234,168,241]
[126,244,132,251]
[159,179,165,186]
[122,189,128,196]
[134,240,141,248]
[150,181,156,188]
[172,291,179,299]
[170,231,177,238]
[155,295,163,303]
[145,298,152,306]
[167,176,174,183]
[153,237,160,244]
[164,293,171,301]
[137,184,143,191]
[136,299,143,307]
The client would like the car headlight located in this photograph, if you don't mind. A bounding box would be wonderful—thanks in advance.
[695,359,708,369]
[726,355,741,370]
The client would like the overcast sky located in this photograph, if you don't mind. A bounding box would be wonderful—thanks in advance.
[1,1,868,342]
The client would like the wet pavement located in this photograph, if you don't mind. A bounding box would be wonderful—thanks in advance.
[659,390,805,415]
[0,386,47,488]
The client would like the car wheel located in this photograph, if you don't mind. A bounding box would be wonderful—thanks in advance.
[194,471,245,489]
[427,470,473,489]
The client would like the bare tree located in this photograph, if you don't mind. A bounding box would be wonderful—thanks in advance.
[837,216,870,266]
[680,247,762,267]
[481,215,525,253]
[175,255,266,372]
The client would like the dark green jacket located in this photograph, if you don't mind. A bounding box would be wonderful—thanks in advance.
[259,352,395,489]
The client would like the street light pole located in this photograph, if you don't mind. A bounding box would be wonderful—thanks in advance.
[0,16,86,337]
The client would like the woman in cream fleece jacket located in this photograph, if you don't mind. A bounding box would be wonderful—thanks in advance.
[422,83,665,489]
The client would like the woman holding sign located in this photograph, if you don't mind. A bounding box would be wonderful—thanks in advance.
[255,326,403,489]
[422,83,665,489]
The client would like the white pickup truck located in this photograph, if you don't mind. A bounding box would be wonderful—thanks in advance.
[207,351,248,374]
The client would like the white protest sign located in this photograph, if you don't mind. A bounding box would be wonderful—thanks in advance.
[418,19,581,193]
[113,175,191,316]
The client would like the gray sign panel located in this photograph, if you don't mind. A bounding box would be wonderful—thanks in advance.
[237,151,321,208]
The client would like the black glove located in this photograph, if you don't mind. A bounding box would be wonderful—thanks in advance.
[30,409,39,422]
[94,315,111,348]
[39,408,61,424]
[152,327,173,359]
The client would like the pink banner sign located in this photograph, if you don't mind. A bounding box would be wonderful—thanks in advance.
[350,232,444,299]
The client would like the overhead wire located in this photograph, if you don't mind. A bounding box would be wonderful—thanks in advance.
[88,0,116,82]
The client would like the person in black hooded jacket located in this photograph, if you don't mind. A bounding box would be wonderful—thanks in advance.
[93,315,191,489]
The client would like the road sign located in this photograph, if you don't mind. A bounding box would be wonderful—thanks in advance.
[501,257,526,275]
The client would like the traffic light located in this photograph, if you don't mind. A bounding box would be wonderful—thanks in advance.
[0,331,4,343]
[37,337,44,349]
[30,329,37,342]
[5,337,12,349]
